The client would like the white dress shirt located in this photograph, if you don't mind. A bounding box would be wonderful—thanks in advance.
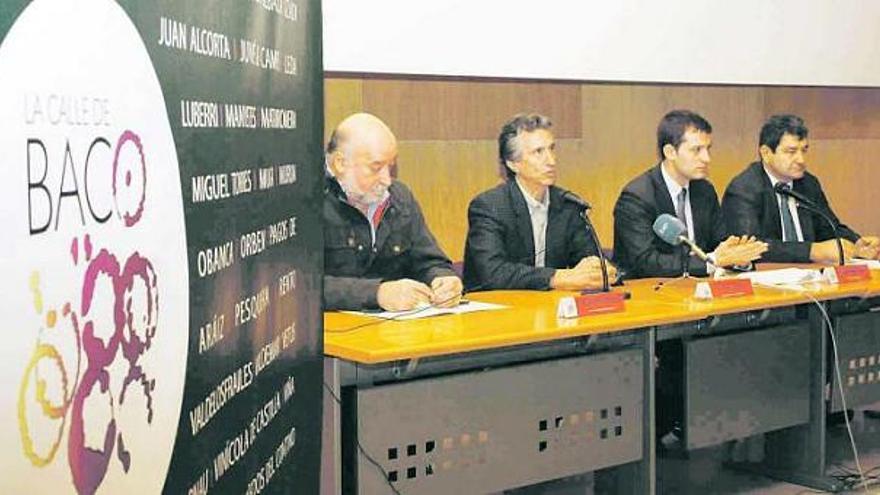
[660,165,695,241]
[660,165,720,273]
[515,178,550,268]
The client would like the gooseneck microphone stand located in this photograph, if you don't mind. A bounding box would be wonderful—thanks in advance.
[560,189,610,291]
[774,183,845,266]
[580,210,610,292]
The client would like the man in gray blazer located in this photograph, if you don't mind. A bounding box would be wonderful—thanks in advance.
[463,113,615,292]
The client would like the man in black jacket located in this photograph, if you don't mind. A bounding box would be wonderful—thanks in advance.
[463,113,615,291]
[613,110,767,279]
[722,114,880,263]
[614,110,768,447]
[324,113,462,311]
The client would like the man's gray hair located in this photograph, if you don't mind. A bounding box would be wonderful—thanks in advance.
[498,113,553,180]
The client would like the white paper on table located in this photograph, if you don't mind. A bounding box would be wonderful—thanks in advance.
[343,300,507,321]
[850,258,880,269]
[736,267,823,288]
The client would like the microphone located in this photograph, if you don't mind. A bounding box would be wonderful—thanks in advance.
[560,189,609,291]
[652,214,712,263]
[773,183,845,266]
[773,182,816,208]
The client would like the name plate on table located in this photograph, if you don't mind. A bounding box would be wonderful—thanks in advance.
[557,292,626,318]
[694,279,754,300]
[822,265,871,284]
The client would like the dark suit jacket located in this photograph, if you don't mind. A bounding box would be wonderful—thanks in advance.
[613,164,727,278]
[721,161,861,263]
[324,177,456,310]
[463,181,599,291]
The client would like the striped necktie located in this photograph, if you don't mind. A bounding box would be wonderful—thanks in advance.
[777,183,798,242]
[676,188,689,236]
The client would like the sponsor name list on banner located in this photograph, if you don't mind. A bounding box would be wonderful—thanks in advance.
[0,0,323,493]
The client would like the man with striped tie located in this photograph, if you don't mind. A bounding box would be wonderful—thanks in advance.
[612,110,768,279]
[323,113,462,311]
[613,110,769,451]
[722,114,880,263]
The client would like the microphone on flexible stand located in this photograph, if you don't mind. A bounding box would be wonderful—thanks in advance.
[652,214,716,277]
[560,189,610,292]
[773,183,845,266]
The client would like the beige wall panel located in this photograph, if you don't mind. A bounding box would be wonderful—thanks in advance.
[325,76,878,260]
[653,85,765,189]
[574,84,669,243]
[360,79,582,140]
[800,139,880,236]
[324,78,364,140]
[764,87,880,139]
[395,140,500,260]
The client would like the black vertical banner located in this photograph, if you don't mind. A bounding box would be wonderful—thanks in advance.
[0,1,323,494]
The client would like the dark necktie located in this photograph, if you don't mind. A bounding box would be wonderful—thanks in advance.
[676,188,689,237]
[778,183,798,242]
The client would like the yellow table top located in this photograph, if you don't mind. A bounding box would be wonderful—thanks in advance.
[324,267,880,364]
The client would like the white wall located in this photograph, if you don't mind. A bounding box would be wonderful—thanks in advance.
[323,0,880,86]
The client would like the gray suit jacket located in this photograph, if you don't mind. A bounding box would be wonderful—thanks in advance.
[463,181,598,291]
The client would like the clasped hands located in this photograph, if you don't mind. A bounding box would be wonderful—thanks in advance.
[376,275,463,312]
[711,235,768,267]
[550,256,618,291]
[855,236,880,260]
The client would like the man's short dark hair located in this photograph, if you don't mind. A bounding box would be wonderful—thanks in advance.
[498,113,553,180]
[656,110,712,160]
[759,114,809,153]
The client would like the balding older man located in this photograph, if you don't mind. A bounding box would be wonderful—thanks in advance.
[324,113,462,311]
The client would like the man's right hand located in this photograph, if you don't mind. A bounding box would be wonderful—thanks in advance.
[855,237,880,260]
[550,256,616,291]
[810,238,855,264]
[712,236,768,267]
[377,279,433,311]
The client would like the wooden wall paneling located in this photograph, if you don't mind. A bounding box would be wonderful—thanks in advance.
[799,138,880,236]
[764,87,880,139]
[573,84,766,243]
[576,84,669,242]
[325,76,880,262]
[395,140,500,260]
[324,78,364,139]
[654,85,766,189]
[360,79,582,140]
[762,87,880,237]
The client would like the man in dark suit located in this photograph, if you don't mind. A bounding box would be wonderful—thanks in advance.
[722,114,880,263]
[613,110,767,279]
[614,110,768,448]
[463,113,615,292]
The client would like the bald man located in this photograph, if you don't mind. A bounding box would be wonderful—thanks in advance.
[323,113,462,311]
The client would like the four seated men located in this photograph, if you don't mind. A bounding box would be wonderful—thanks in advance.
[323,109,880,470]
[324,110,877,311]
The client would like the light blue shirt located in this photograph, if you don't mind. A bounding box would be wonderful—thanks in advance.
[515,178,550,268]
